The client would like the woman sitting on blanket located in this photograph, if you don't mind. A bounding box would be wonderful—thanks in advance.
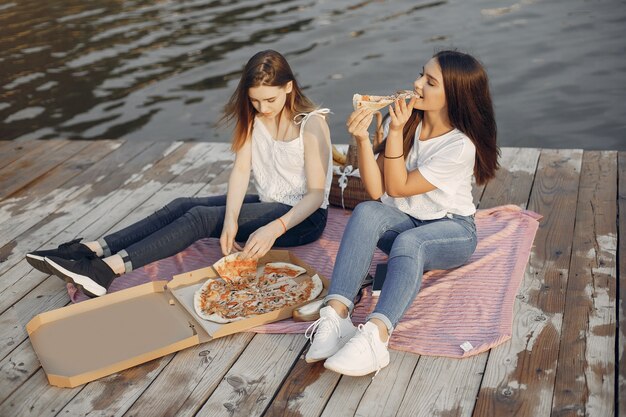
[305,50,500,376]
[26,50,333,298]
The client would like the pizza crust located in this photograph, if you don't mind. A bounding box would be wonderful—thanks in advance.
[263,262,307,279]
[308,274,324,301]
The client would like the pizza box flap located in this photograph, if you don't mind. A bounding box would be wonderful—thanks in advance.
[27,281,207,388]
[167,250,329,339]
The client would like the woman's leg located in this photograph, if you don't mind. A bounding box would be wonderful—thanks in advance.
[121,200,323,272]
[325,201,417,313]
[100,195,257,256]
[369,215,477,332]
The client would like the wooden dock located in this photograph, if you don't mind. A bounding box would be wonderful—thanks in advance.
[0,139,622,417]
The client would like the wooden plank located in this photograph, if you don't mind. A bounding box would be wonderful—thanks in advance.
[478,147,540,210]
[0,277,72,404]
[266,360,342,417]
[0,142,194,364]
[0,140,120,227]
[107,143,233,233]
[0,369,83,417]
[319,373,374,417]
[0,140,42,170]
[112,334,254,417]
[473,149,583,417]
[551,151,616,416]
[0,140,74,199]
[0,141,179,314]
[0,140,154,264]
[0,143,233,414]
[618,151,626,417]
[195,334,307,417]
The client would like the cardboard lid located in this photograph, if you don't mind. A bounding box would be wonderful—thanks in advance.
[27,281,203,387]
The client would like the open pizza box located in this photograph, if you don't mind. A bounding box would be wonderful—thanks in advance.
[26,250,328,388]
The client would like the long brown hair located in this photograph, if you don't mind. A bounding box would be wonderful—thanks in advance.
[375,50,499,185]
[435,50,499,184]
[219,50,317,151]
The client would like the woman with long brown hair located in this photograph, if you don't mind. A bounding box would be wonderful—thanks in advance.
[28,50,333,297]
[305,50,499,376]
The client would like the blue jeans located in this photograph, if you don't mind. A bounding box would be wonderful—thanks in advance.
[100,195,327,272]
[325,201,477,332]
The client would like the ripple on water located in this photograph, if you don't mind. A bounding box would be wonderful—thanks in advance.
[0,0,624,150]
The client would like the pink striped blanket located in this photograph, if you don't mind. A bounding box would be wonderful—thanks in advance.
[68,204,541,358]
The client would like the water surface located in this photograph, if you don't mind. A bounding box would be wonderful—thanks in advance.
[1,0,625,150]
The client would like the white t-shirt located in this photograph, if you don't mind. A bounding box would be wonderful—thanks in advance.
[251,108,333,208]
[380,122,476,220]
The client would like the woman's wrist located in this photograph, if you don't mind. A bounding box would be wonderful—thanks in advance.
[275,218,287,236]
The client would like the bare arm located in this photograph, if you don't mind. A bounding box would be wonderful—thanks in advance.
[346,108,386,199]
[281,115,331,228]
[383,98,437,197]
[220,139,252,255]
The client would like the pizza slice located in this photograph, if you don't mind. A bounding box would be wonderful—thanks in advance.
[259,262,307,287]
[213,252,258,286]
[193,277,241,323]
[352,90,417,111]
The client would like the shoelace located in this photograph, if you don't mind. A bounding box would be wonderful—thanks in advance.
[304,313,341,341]
[348,324,383,377]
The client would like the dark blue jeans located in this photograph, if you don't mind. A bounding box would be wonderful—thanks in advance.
[100,194,327,272]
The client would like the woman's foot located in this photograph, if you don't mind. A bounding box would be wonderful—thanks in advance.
[44,255,118,297]
[324,321,390,377]
[26,238,97,274]
[304,306,357,363]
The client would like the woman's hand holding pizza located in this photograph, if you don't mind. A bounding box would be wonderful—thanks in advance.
[346,108,376,144]
[388,96,416,131]
[240,221,283,259]
[220,218,243,256]
[373,111,385,147]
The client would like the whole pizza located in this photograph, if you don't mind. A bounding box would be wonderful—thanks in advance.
[193,254,323,323]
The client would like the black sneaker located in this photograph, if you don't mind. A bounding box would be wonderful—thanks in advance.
[44,255,117,297]
[26,238,96,274]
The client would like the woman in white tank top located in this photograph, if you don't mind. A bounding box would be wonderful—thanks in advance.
[29,50,333,298]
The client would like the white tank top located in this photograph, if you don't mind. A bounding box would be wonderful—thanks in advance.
[251,108,332,208]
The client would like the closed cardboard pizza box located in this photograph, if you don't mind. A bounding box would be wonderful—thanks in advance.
[27,250,328,388]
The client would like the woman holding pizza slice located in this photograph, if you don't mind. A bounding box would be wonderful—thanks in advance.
[305,50,500,376]
[27,50,333,298]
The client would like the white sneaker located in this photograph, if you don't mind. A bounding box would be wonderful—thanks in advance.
[304,306,357,363]
[324,322,390,377]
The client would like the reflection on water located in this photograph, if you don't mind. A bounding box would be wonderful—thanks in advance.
[1,0,625,150]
